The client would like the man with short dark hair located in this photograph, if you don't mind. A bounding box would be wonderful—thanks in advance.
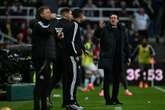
[50,7,85,110]
[94,14,131,105]
[60,8,85,110]
[50,7,73,108]
[30,6,57,110]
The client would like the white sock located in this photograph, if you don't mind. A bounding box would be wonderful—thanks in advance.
[91,75,96,84]
[84,78,89,88]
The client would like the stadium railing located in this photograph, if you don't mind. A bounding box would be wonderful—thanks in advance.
[0,30,18,44]
[58,7,139,21]
[0,6,36,24]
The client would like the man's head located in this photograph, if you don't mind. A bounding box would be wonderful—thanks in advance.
[72,9,85,23]
[109,14,119,26]
[141,38,148,47]
[36,6,52,21]
[139,8,145,15]
[98,19,105,28]
[60,7,73,21]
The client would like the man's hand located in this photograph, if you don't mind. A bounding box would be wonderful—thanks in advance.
[150,57,155,64]
[51,13,56,19]
[57,32,64,39]
[75,56,80,62]
[127,58,131,66]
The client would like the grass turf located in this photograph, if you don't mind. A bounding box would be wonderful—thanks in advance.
[0,86,165,110]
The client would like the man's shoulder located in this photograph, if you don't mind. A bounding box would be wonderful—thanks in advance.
[118,23,126,29]
[59,19,74,27]
[29,19,38,28]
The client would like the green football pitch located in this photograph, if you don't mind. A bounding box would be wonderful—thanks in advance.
[0,86,165,110]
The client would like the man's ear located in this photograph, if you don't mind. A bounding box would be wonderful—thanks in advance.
[40,13,44,18]
[117,19,119,23]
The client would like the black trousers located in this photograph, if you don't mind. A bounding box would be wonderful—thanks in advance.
[33,59,51,110]
[103,60,121,103]
[50,52,67,107]
[65,56,79,105]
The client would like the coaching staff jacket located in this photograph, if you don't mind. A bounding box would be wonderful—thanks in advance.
[58,18,84,57]
[30,19,56,60]
[94,23,130,72]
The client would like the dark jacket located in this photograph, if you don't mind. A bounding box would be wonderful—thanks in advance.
[58,18,83,57]
[94,23,130,70]
[30,19,56,60]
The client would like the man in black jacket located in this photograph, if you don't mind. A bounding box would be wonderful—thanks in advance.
[50,7,73,108]
[58,8,85,110]
[66,9,85,110]
[30,6,57,110]
[94,14,131,105]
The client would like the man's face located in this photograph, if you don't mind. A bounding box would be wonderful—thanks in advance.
[40,8,52,21]
[110,15,119,26]
[99,19,105,28]
[64,10,73,21]
[68,10,73,21]
[139,8,145,15]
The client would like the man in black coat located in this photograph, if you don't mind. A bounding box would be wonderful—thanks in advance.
[57,8,85,110]
[50,7,73,108]
[65,9,85,110]
[63,8,85,110]
[94,14,131,105]
[30,6,57,110]
[50,8,85,110]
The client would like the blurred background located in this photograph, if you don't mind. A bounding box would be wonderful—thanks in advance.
[0,0,165,107]
[0,0,165,110]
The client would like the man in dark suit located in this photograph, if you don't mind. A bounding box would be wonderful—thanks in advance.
[50,7,73,108]
[50,8,85,110]
[57,8,85,110]
[94,14,131,105]
[30,6,57,110]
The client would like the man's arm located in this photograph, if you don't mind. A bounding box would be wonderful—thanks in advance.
[94,27,104,39]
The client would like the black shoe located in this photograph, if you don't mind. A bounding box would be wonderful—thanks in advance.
[106,101,115,105]
[114,100,123,105]
[62,103,66,108]
[106,100,123,105]
[66,103,84,110]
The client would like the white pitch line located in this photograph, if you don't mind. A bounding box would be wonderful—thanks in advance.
[115,106,122,110]
[153,86,165,93]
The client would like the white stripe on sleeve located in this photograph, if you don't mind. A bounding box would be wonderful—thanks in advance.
[72,22,78,54]
[38,21,50,28]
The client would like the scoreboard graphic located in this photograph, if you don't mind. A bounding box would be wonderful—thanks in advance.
[126,63,165,85]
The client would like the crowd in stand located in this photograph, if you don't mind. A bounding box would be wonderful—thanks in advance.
[0,0,164,44]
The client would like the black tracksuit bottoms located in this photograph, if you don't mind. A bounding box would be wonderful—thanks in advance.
[65,56,79,105]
